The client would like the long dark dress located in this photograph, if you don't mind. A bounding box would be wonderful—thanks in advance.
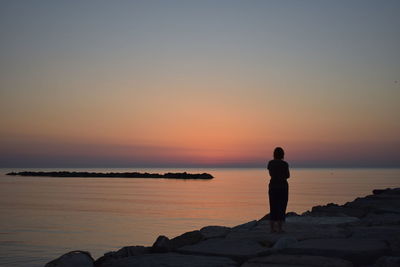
[267,159,290,221]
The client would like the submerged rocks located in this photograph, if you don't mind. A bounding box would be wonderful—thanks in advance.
[46,187,400,267]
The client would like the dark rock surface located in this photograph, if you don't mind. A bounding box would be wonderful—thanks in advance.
[100,253,237,267]
[45,251,94,267]
[46,187,400,267]
[282,238,389,265]
[242,254,353,267]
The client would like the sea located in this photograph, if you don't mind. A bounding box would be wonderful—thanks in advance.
[0,167,399,266]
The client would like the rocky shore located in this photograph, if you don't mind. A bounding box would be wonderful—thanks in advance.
[46,188,400,267]
[7,171,214,179]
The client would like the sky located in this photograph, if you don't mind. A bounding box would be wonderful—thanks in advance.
[1,0,399,168]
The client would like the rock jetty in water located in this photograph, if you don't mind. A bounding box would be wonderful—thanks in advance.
[6,171,214,179]
[46,187,400,267]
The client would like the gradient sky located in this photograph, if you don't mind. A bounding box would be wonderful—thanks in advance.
[1,0,399,168]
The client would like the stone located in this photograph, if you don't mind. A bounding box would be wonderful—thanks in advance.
[373,188,400,196]
[226,227,275,245]
[373,256,400,267]
[345,196,400,215]
[178,238,272,261]
[241,254,353,267]
[232,220,258,231]
[286,216,359,225]
[100,253,238,267]
[94,246,149,266]
[349,225,400,241]
[151,235,171,253]
[283,238,389,265]
[169,230,204,249]
[243,219,348,243]
[200,226,231,239]
[356,213,400,226]
[272,236,298,250]
[309,203,368,218]
[45,250,94,267]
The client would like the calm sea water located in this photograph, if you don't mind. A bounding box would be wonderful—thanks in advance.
[0,167,399,266]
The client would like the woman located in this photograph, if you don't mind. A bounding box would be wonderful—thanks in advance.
[267,147,290,233]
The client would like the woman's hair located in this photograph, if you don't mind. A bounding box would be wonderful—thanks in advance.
[273,147,285,160]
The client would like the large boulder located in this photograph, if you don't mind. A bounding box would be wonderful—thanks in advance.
[308,203,368,218]
[231,220,257,231]
[286,216,359,225]
[45,251,94,267]
[94,246,150,267]
[349,225,400,240]
[282,238,389,265]
[200,226,231,239]
[178,238,272,261]
[151,230,204,253]
[372,256,400,267]
[100,253,237,267]
[357,212,400,226]
[151,235,171,253]
[241,254,353,267]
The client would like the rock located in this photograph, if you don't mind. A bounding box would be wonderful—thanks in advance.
[238,219,348,244]
[241,254,353,267]
[200,226,231,239]
[178,238,272,261]
[373,188,400,196]
[282,238,389,265]
[309,203,368,218]
[169,230,204,249]
[151,231,204,253]
[259,212,299,221]
[272,236,298,250]
[225,226,275,245]
[94,246,149,267]
[373,256,400,267]
[231,220,257,231]
[356,213,400,226]
[387,240,400,256]
[345,196,400,215]
[45,251,94,267]
[100,253,237,267]
[349,225,400,241]
[286,216,359,225]
[151,235,171,253]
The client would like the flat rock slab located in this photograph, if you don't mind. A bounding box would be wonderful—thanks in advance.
[200,226,231,239]
[286,216,359,225]
[45,251,94,267]
[178,238,271,260]
[101,253,237,267]
[252,221,348,243]
[283,238,389,265]
[241,254,353,267]
[349,225,400,241]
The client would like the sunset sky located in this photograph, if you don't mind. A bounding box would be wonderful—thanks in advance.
[1,1,399,168]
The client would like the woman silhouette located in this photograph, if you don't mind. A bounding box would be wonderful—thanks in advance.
[267,147,290,233]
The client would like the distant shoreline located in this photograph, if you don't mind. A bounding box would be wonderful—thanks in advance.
[6,171,214,179]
